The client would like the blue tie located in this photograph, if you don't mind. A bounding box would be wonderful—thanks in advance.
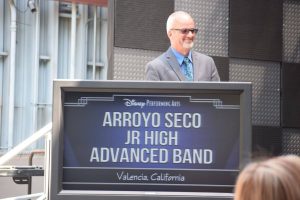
[182,57,193,81]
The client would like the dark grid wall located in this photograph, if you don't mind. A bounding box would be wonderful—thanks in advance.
[111,0,300,157]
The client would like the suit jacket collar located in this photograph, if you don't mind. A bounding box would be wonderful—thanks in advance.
[165,47,187,81]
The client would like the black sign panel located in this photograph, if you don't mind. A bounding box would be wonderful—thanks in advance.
[63,92,240,192]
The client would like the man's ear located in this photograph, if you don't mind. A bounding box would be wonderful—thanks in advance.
[167,31,172,39]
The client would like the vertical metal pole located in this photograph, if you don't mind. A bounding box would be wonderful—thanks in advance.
[92,6,97,80]
[32,0,40,150]
[44,131,51,200]
[7,0,17,150]
[69,3,77,79]
[48,0,59,84]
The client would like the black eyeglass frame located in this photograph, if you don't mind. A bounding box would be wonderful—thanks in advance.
[171,28,199,34]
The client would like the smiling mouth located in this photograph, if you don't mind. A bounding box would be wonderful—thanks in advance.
[184,38,194,42]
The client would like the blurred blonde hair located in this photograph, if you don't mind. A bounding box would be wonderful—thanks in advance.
[234,155,300,200]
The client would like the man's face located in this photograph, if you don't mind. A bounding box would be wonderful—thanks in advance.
[168,16,196,55]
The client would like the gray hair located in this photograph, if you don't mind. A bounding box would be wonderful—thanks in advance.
[166,11,193,33]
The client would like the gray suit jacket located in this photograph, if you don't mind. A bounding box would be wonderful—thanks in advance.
[145,47,220,81]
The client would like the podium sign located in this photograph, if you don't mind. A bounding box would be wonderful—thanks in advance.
[50,81,251,200]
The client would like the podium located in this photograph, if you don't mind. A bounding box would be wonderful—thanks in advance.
[50,81,251,200]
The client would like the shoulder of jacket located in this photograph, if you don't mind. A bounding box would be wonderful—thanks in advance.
[193,51,212,59]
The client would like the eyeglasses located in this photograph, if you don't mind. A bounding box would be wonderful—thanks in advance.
[171,28,198,34]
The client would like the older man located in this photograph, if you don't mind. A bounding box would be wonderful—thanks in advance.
[145,11,220,81]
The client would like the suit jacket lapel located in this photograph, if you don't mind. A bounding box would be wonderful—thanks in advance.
[165,47,186,81]
[192,51,199,81]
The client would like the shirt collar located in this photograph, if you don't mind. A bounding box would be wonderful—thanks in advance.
[171,47,193,65]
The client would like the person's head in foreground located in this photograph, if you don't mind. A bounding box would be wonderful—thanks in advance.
[234,155,300,200]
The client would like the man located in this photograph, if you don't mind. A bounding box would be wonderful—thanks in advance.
[145,11,220,81]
